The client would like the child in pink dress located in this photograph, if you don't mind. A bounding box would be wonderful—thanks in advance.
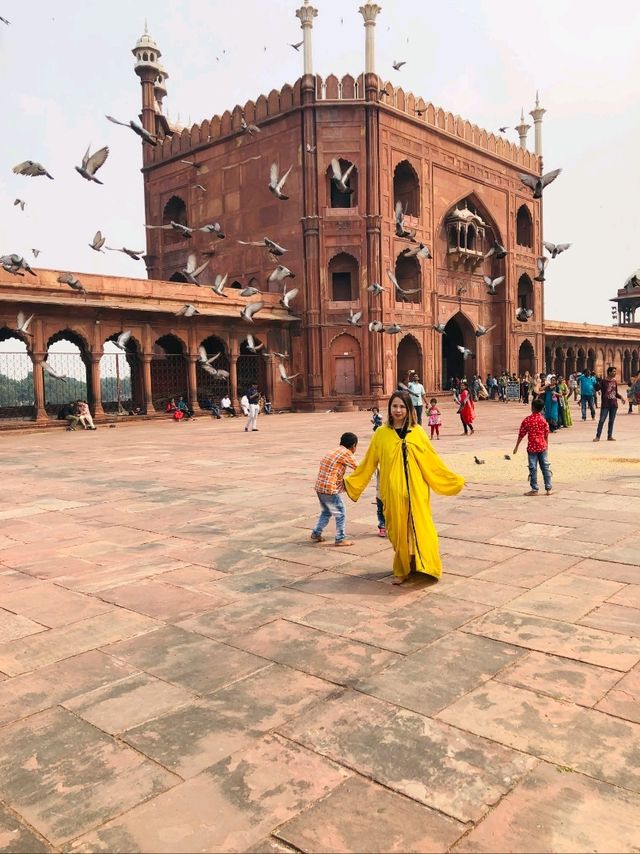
[427,397,442,440]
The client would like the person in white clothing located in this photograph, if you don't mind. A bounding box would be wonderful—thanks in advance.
[244,384,260,432]
[240,394,249,416]
[220,395,236,416]
[77,400,96,430]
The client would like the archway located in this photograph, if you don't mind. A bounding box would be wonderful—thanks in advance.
[163,195,187,226]
[0,329,34,420]
[394,254,421,304]
[553,347,564,378]
[517,274,534,312]
[587,348,596,372]
[544,346,553,374]
[623,349,631,383]
[393,160,420,218]
[326,159,357,208]
[632,350,639,376]
[328,252,359,302]
[442,313,474,387]
[44,330,91,416]
[565,348,575,377]
[516,205,533,247]
[101,334,143,414]
[577,348,586,373]
[518,340,535,376]
[169,272,188,283]
[238,338,268,398]
[197,336,229,406]
[151,334,188,410]
[330,333,361,395]
[397,334,422,387]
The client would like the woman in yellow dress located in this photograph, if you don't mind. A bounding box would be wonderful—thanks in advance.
[344,391,464,584]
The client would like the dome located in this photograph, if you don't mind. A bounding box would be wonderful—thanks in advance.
[447,206,485,227]
[132,23,161,68]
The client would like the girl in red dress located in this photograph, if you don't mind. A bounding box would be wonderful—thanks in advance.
[457,382,475,435]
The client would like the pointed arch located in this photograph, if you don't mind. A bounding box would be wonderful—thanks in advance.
[0,330,34,420]
[328,252,359,302]
[442,312,476,387]
[397,334,423,386]
[151,333,188,409]
[44,329,92,415]
[517,274,534,311]
[393,159,420,219]
[518,339,535,376]
[197,335,230,405]
[101,334,143,414]
[162,195,188,227]
[326,158,357,208]
[516,204,533,247]
[394,252,421,304]
[329,333,361,395]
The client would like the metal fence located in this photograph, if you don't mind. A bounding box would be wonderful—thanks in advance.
[100,352,143,414]
[237,354,267,397]
[43,352,89,416]
[196,355,230,407]
[151,354,188,410]
[0,352,35,419]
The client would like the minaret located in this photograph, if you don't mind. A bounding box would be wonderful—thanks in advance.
[359,1,382,74]
[154,64,169,114]
[132,21,161,138]
[515,108,531,150]
[295,0,318,76]
[529,91,546,157]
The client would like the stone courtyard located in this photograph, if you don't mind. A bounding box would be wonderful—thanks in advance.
[1,398,639,853]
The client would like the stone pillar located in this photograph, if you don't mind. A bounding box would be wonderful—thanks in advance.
[529,91,546,157]
[515,109,531,150]
[32,352,48,422]
[89,355,105,418]
[364,64,384,398]
[360,1,382,75]
[142,354,154,413]
[229,336,239,408]
[296,0,318,77]
[187,354,200,412]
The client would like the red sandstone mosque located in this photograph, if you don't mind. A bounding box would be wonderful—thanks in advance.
[1,2,639,423]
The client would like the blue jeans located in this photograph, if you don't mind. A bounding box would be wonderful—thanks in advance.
[312,493,346,542]
[376,498,386,528]
[528,450,552,491]
[581,395,595,420]
[596,406,617,439]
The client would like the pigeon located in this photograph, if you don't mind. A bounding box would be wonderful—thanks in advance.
[240,301,264,323]
[474,456,485,465]
[387,269,420,299]
[475,324,496,337]
[457,286,467,296]
[106,246,146,261]
[175,304,199,317]
[484,240,508,260]
[392,60,406,70]
[238,237,287,256]
[12,160,54,179]
[483,275,505,295]
[498,126,510,133]
[273,350,289,360]
[180,160,199,168]
[401,242,431,259]
[240,116,260,135]
[113,330,132,351]
[106,114,157,146]
[239,286,261,297]
[245,334,264,353]
[278,363,300,385]
[504,454,511,460]
[433,323,447,334]
[348,308,363,326]
[14,199,25,211]
[198,346,221,365]
[369,320,384,332]
[32,249,40,258]
[75,145,109,183]
[379,86,391,98]
[195,184,206,192]
[280,284,299,313]
[16,311,34,335]
[42,361,67,381]
[211,273,229,297]
[384,324,402,334]
[306,143,317,153]
[146,221,193,238]
[89,230,106,252]
[202,363,229,378]
[543,241,571,259]
[290,40,303,51]
[1,254,36,276]
[268,162,293,200]
[516,307,534,322]
[534,256,548,282]
[180,253,211,284]
[0,15,10,23]
[394,201,417,241]
[199,222,225,238]
[58,273,88,294]
[268,265,295,284]
[457,346,474,359]
[518,168,562,199]
[367,282,385,295]
[330,158,355,194]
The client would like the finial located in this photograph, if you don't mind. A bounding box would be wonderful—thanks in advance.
[520,108,525,122]
[535,90,540,107]
[144,17,148,34]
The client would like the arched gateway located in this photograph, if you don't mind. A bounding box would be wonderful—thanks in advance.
[442,314,475,388]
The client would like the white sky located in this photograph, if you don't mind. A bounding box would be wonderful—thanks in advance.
[1,0,638,324]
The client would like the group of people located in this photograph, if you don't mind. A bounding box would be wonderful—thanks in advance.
[165,384,272,432]
[400,372,473,438]
[57,400,96,431]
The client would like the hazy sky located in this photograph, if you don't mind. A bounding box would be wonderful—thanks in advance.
[1,0,638,324]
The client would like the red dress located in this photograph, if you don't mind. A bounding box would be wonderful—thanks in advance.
[458,390,475,425]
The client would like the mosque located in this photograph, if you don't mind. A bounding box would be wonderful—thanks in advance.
[1,1,638,423]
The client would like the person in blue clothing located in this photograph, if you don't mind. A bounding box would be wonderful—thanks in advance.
[577,370,597,421]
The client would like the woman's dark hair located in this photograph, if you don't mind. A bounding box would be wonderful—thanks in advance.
[386,391,417,429]
[340,432,358,449]
[532,398,544,413]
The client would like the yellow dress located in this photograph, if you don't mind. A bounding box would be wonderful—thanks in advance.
[344,424,464,579]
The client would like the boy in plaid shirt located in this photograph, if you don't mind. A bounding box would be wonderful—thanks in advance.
[311,432,358,546]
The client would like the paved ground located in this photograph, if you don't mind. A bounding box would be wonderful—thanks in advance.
[1,398,640,853]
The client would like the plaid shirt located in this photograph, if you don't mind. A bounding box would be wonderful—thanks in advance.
[315,447,357,495]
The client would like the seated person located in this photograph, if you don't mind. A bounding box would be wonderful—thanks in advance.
[77,400,96,430]
[176,396,194,419]
[240,394,249,416]
[220,395,236,416]
[263,397,273,415]
[166,398,177,413]
[58,402,80,431]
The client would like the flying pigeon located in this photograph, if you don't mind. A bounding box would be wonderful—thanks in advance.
[89,231,106,252]
[106,246,145,261]
[518,168,562,199]
[278,363,300,385]
[0,15,10,23]
[348,308,362,327]
[369,320,384,332]
[306,143,317,153]
[534,256,548,282]
[273,350,290,360]
[483,275,505,295]
[433,323,447,334]
[379,85,392,98]
[290,40,303,51]
[516,307,534,322]
[113,330,132,351]
[543,241,571,259]
[330,158,355,194]
[384,324,402,334]
[238,237,287,256]
[42,361,67,381]
[175,304,199,317]
[401,242,431,259]
[211,273,229,297]
[14,199,25,210]
[239,286,261,297]
[198,346,220,365]
[180,159,199,168]
[367,282,385,295]
[1,254,36,276]
[58,273,88,294]
[195,184,206,192]
[31,249,40,258]
[485,240,508,260]
[457,346,474,359]
[474,456,485,465]
[146,221,193,238]
[12,160,53,179]
[394,201,417,241]
[498,126,509,133]
[180,253,210,284]
[106,114,157,146]
[268,163,293,200]
[75,145,109,183]
[387,269,420,299]
[392,60,406,70]
[245,334,264,353]
[199,222,225,238]
[16,311,34,335]
[280,284,299,313]
[475,324,496,337]
[201,363,229,378]
[240,301,264,323]
[240,116,260,135]
[268,265,295,284]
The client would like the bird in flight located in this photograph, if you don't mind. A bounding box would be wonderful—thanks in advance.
[475,324,496,337]
[330,158,355,195]
[238,237,287,256]
[392,60,406,70]
[483,275,505,295]
[13,160,53,179]
[485,240,508,260]
[280,283,299,313]
[240,116,260,136]
[347,308,363,327]
[179,253,210,284]
[89,231,106,252]
[290,41,303,51]
[211,273,229,297]
[240,301,264,323]
[113,330,132,351]
[394,202,417,241]
[106,246,145,261]
[543,241,571,259]
[175,304,199,317]
[387,269,419,300]
[498,126,509,133]
[75,145,109,183]
[57,273,88,294]
[268,265,295,284]
[106,115,157,146]
[16,311,35,335]
[14,199,26,211]
[278,363,300,385]
[518,168,561,199]
[457,346,474,359]
[534,256,549,282]
[268,163,293,200]
[367,282,385,295]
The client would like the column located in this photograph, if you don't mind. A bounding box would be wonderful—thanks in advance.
[515,109,531,150]
[360,1,382,75]
[295,0,318,77]
[89,355,105,418]
[229,336,239,408]
[187,354,200,411]
[529,92,546,157]
[31,352,48,422]
[142,354,154,413]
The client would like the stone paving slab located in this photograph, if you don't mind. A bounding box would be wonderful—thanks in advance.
[0,802,54,853]
[595,664,640,723]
